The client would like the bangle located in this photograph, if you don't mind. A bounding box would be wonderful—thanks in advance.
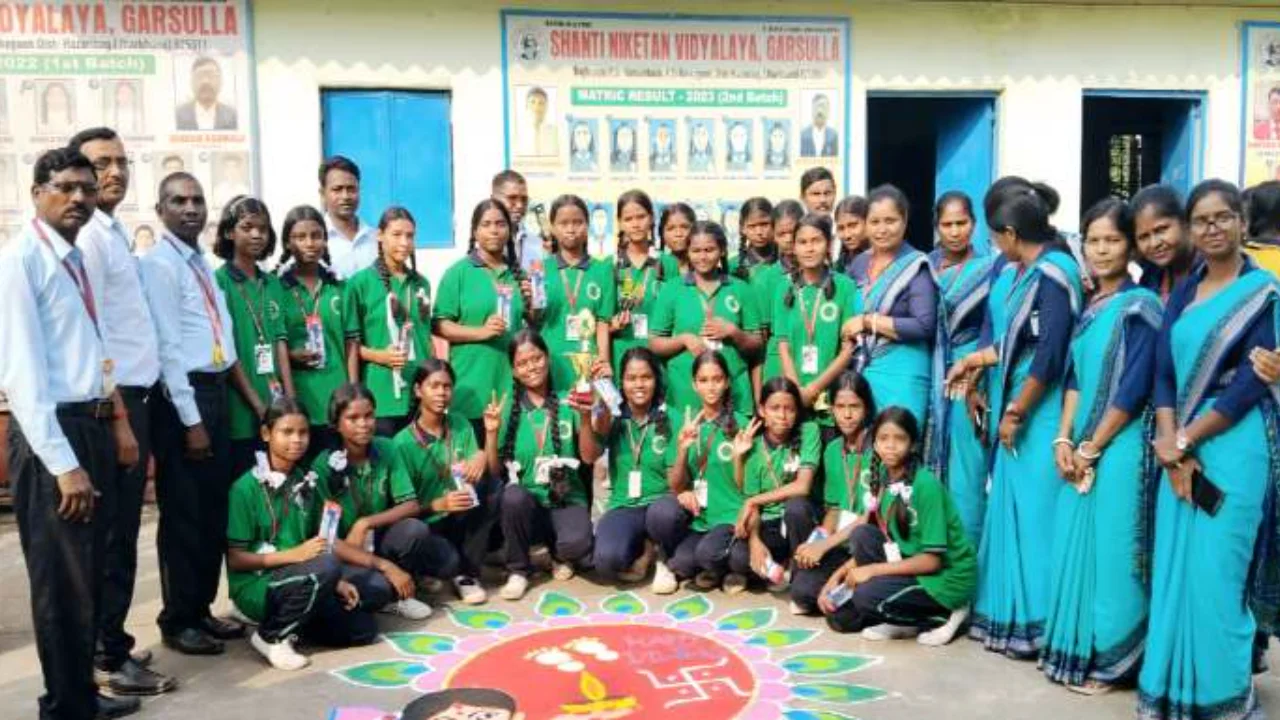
[1076,440,1102,460]
[1052,437,1074,449]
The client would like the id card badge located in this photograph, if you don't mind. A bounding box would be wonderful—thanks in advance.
[826,583,854,608]
[837,510,858,531]
[628,470,643,499]
[254,343,274,375]
[694,478,709,508]
[102,358,117,396]
[495,287,513,326]
[801,344,819,374]
[566,315,582,342]
[305,314,326,367]
[632,313,649,338]
[884,541,903,563]
[268,379,286,403]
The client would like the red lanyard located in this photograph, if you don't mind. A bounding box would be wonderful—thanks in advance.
[260,483,292,544]
[795,284,824,343]
[559,264,586,313]
[33,220,100,337]
[167,236,227,354]
[532,412,552,456]
[233,271,270,342]
[841,443,864,511]
[290,275,325,318]
[761,442,791,490]
[411,418,459,480]
[696,279,721,322]
[695,420,718,477]
[626,419,650,466]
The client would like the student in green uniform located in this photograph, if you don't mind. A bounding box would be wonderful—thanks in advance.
[394,360,501,606]
[433,199,529,443]
[758,200,804,384]
[650,221,762,415]
[817,407,976,647]
[591,348,690,594]
[776,214,861,431]
[657,202,695,280]
[314,383,443,621]
[277,205,347,458]
[344,207,435,437]
[834,195,869,275]
[800,166,837,217]
[665,351,753,593]
[730,197,776,280]
[609,190,665,378]
[486,330,605,601]
[791,372,876,614]
[731,378,821,590]
[226,398,393,671]
[214,196,294,477]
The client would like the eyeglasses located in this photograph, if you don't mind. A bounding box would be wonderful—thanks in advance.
[91,157,132,172]
[1190,212,1237,233]
[43,181,99,197]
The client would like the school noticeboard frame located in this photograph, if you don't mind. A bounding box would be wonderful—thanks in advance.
[1240,20,1280,187]
[499,9,852,256]
[0,0,260,251]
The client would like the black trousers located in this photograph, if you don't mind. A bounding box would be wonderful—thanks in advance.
[258,553,391,646]
[376,518,460,579]
[592,499,691,578]
[96,384,156,669]
[10,410,115,720]
[374,415,409,439]
[228,437,261,482]
[153,377,231,635]
[825,524,950,633]
[432,474,502,577]
[791,545,853,614]
[499,484,593,574]
[667,497,813,579]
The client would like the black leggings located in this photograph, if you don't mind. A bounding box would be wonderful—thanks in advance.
[824,524,951,633]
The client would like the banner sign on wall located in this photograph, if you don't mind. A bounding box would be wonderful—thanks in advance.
[1242,21,1280,187]
[501,9,851,255]
[0,0,256,252]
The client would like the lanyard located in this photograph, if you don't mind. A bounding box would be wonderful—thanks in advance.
[626,419,650,466]
[761,441,792,490]
[558,263,586,313]
[289,275,325,319]
[532,412,553,457]
[33,220,100,338]
[625,265,652,304]
[411,417,459,481]
[233,270,270,342]
[795,283,824,343]
[167,236,227,356]
[694,419,718,478]
[695,279,721,320]
[841,442,864,512]
[260,483,292,544]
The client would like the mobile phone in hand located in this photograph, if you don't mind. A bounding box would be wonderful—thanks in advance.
[1191,469,1225,517]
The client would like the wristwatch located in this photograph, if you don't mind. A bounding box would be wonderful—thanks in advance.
[1175,430,1192,453]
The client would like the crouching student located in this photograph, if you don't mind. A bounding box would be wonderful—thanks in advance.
[591,348,690,594]
[818,407,976,647]
[312,383,443,621]
[731,378,821,593]
[226,399,396,671]
[487,330,605,601]
[791,372,876,615]
[395,360,500,606]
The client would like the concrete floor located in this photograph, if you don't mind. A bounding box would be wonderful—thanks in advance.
[0,511,1276,720]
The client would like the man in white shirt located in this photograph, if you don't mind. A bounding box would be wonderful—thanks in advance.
[0,147,140,720]
[70,127,178,697]
[800,93,839,158]
[517,87,559,157]
[491,169,545,272]
[320,156,377,278]
[140,172,244,656]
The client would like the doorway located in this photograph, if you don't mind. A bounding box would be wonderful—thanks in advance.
[1080,92,1203,209]
[866,94,996,253]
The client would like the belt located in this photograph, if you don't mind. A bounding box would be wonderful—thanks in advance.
[56,400,115,420]
[189,371,229,388]
[119,383,159,402]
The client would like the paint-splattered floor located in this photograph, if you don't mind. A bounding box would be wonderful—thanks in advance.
[0,513,1277,720]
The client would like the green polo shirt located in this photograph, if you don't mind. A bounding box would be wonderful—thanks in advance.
[741,422,821,521]
[312,437,415,536]
[878,468,977,610]
[215,265,289,440]
[609,256,665,378]
[757,264,791,381]
[678,411,749,532]
[279,271,348,427]
[498,397,586,508]
[226,468,321,621]
[606,413,675,510]
[773,273,861,424]
[391,412,479,523]
[659,252,686,280]
[343,265,434,418]
[539,254,616,392]
[822,438,871,515]
[434,255,527,420]
[650,273,760,414]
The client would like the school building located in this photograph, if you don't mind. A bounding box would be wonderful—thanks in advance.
[247,0,1278,268]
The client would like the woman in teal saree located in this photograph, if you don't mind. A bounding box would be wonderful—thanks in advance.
[1041,198,1162,693]
[1140,179,1280,720]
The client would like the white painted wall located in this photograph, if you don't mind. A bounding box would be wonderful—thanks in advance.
[252,0,1278,282]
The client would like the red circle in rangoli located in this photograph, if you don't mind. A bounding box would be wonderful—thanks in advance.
[445,623,757,720]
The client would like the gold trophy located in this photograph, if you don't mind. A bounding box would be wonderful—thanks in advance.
[568,309,597,407]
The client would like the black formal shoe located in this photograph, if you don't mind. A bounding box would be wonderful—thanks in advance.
[96,692,141,719]
[199,614,246,640]
[162,628,224,656]
[101,658,178,696]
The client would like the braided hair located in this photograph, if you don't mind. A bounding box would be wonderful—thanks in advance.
[691,349,738,437]
[658,202,697,255]
[277,204,336,281]
[867,406,921,541]
[375,206,428,324]
[756,377,806,487]
[783,213,837,308]
[614,190,662,287]
[498,330,562,471]
[833,195,868,274]
[609,347,671,449]
[466,199,525,285]
[214,195,277,263]
[733,197,776,280]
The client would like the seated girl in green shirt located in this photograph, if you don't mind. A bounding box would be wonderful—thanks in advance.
[486,330,606,601]
[818,407,977,647]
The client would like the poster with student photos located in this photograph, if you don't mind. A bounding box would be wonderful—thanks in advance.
[1242,21,1280,186]
[502,9,850,256]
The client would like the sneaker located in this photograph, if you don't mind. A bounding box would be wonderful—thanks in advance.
[552,561,576,581]
[723,573,748,595]
[788,600,808,616]
[453,576,487,605]
[694,570,720,591]
[917,606,970,647]
[500,573,530,601]
[860,623,920,641]
[381,598,433,621]
[250,632,309,671]
[530,545,553,572]
[651,560,678,595]
[417,576,445,594]
[617,542,656,583]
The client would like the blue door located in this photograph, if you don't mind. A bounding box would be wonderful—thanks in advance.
[935,97,996,255]
[321,90,454,248]
[1159,100,1200,199]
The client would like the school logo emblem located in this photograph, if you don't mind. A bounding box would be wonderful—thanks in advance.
[517,29,541,61]
[559,420,573,440]
[586,282,602,301]
[330,296,342,315]
[267,300,281,321]
[716,441,733,462]
[724,295,741,314]
[819,301,838,323]
[651,434,668,455]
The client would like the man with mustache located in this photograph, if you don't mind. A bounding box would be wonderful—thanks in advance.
[140,172,243,657]
[0,147,140,719]
[320,156,377,279]
[70,127,179,699]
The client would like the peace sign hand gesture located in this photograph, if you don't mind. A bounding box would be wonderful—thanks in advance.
[677,409,702,453]
[483,391,506,436]
[730,419,761,458]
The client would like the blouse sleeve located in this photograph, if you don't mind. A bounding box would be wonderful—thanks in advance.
[1110,315,1158,415]
[1210,305,1278,423]
[888,269,938,343]
[1153,292,1185,411]
[1027,279,1074,385]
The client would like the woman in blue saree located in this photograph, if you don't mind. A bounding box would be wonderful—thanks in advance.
[1041,198,1162,694]
[1139,179,1280,720]
[947,181,1083,659]
[844,184,938,428]
[927,191,995,544]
